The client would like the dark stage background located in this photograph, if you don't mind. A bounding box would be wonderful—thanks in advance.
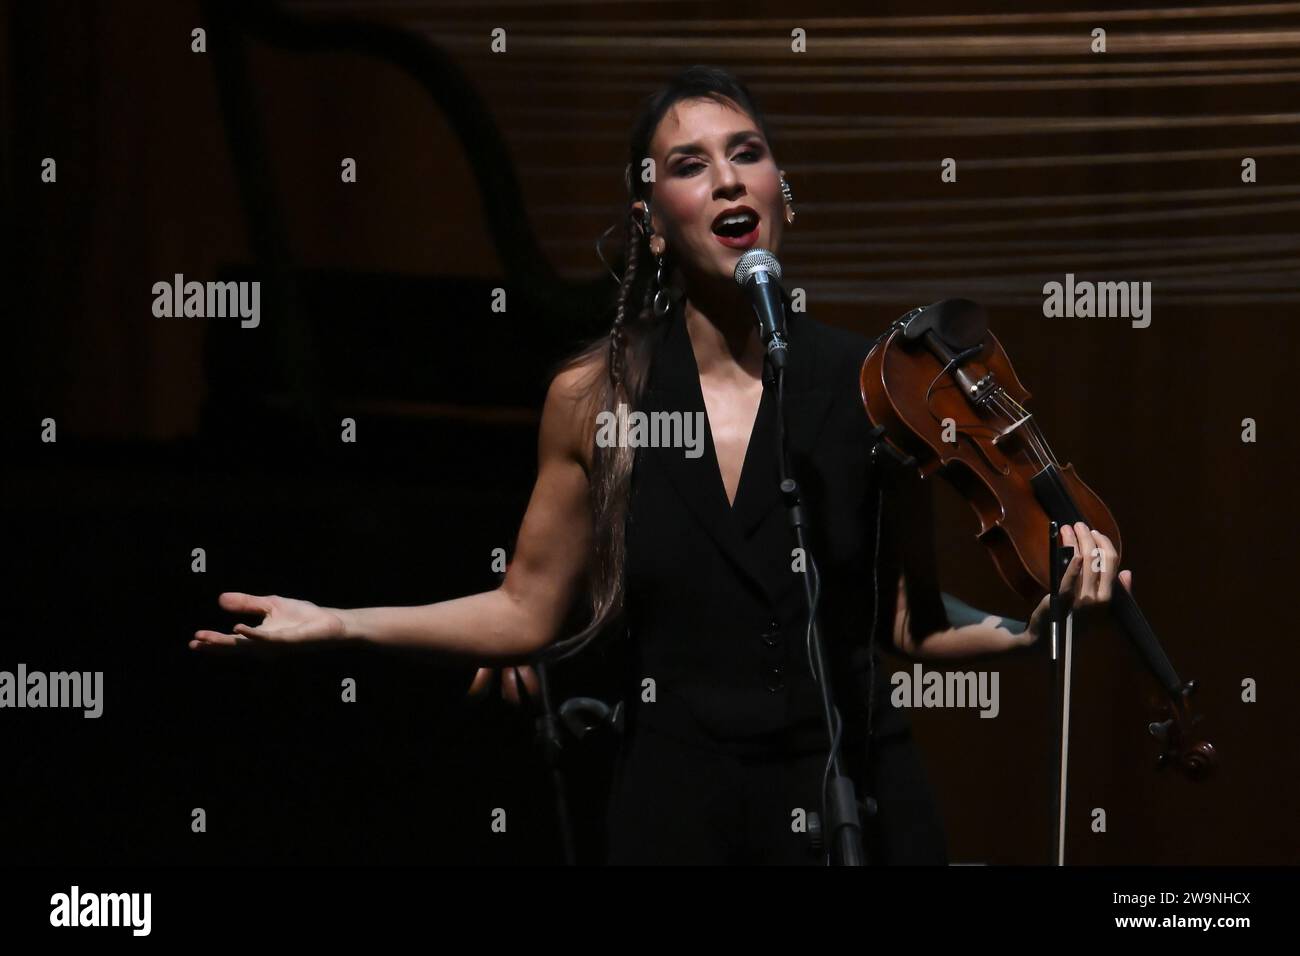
[4,0,1298,866]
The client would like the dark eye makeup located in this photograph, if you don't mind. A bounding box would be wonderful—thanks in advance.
[672,146,764,177]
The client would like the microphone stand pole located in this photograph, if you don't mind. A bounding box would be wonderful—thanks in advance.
[1046,523,1074,865]
[522,660,577,865]
[767,346,867,866]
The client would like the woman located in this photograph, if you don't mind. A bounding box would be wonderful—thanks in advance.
[192,65,1131,865]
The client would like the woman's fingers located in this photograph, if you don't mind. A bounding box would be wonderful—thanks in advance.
[467,667,539,704]
[194,593,343,650]
[1091,530,1120,602]
[500,667,517,705]
[242,619,329,642]
[1058,524,1083,601]
[466,667,495,697]
[190,592,274,648]
[1057,525,1125,609]
[218,592,274,616]
[189,629,250,649]
[1119,569,1134,593]
[517,665,540,700]
[1071,522,1100,605]
[190,592,274,649]
[500,667,541,706]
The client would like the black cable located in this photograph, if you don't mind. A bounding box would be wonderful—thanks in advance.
[776,363,848,863]
[863,479,885,776]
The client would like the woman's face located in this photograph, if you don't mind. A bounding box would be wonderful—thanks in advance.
[643,97,784,285]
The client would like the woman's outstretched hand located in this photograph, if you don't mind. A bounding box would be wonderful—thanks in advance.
[190,592,347,649]
[1026,522,1133,645]
[466,665,540,706]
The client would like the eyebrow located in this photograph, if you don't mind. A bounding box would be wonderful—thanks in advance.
[665,130,764,161]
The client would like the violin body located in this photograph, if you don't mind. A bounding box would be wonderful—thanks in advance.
[860,299,1215,780]
[861,323,1121,603]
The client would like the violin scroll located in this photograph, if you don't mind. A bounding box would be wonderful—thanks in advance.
[1147,680,1217,780]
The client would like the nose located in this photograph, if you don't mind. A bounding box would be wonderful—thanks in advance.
[712,158,745,196]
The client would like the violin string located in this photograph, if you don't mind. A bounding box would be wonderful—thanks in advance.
[1030,417,1062,467]
[929,353,1057,472]
[996,392,1052,468]
[995,389,1061,467]
[989,389,1051,469]
[1004,394,1059,469]
[988,392,1046,468]
[1027,422,1060,467]
[981,388,1020,434]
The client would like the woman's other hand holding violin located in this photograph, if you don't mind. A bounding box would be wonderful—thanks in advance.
[1025,521,1133,645]
[895,521,1133,659]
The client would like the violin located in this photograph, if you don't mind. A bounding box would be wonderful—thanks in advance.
[859,299,1215,782]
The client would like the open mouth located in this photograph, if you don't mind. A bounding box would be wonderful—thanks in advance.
[711,206,761,247]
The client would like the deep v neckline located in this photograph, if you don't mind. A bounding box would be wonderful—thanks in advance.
[634,309,842,600]
[679,323,771,515]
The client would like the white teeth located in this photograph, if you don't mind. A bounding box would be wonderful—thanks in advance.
[714,212,757,237]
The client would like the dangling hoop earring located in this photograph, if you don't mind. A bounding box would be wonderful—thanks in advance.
[640,199,673,318]
[653,254,673,317]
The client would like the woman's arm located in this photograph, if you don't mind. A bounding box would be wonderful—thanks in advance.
[893,572,1033,658]
[333,364,594,661]
[893,522,1133,660]
[191,362,597,665]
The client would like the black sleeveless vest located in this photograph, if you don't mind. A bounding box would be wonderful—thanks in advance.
[621,310,918,754]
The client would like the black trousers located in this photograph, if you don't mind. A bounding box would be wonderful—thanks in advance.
[604,724,948,865]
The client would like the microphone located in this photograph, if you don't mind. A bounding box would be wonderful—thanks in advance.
[733,248,788,371]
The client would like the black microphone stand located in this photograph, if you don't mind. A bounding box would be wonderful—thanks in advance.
[521,659,624,866]
[528,661,577,866]
[1046,523,1075,865]
[765,338,867,866]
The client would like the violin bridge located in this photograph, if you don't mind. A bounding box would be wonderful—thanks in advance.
[980,384,1031,445]
[993,412,1033,445]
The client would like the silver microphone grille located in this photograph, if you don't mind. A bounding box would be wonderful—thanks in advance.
[733,248,782,287]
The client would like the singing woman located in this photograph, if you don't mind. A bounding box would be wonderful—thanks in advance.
[191,65,1131,865]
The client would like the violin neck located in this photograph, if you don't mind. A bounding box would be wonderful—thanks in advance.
[1030,464,1183,697]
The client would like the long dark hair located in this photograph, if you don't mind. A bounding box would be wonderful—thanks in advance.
[542,65,776,661]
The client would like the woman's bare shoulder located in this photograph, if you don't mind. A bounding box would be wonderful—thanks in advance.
[543,349,608,468]
[548,349,607,406]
